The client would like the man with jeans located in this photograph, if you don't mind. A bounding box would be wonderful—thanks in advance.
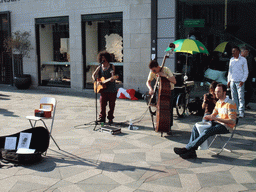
[227,46,248,118]
[174,84,237,159]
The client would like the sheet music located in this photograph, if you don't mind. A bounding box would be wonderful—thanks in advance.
[16,148,35,154]
[17,132,32,149]
[4,137,17,150]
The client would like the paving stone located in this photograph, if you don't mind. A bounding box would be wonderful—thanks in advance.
[9,181,48,192]
[145,174,181,188]
[1,85,256,191]
[77,183,119,192]
[197,171,237,188]
[242,183,256,190]
[114,152,146,163]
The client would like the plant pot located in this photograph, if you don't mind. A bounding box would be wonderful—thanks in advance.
[14,74,31,89]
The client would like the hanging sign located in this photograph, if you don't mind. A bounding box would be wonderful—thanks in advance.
[0,0,20,3]
[184,19,205,28]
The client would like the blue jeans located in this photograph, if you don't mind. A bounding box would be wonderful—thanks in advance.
[230,81,245,114]
[186,122,229,150]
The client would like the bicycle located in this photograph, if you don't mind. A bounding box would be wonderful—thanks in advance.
[145,78,194,118]
[174,80,194,117]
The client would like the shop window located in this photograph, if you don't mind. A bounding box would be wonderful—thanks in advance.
[82,12,123,89]
[52,24,69,62]
[0,12,12,84]
[177,0,256,81]
[36,17,70,87]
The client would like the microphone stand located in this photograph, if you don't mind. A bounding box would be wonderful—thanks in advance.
[93,61,103,131]
[93,81,98,131]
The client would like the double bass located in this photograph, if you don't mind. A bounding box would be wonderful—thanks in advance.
[148,43,175,136]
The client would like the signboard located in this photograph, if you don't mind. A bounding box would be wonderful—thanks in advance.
[184,19,205,28]
[0,0,20,3]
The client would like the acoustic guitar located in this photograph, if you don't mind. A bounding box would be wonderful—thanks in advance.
[94,75,119,93]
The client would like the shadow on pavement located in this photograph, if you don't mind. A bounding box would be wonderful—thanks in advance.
[0,108,19,117]
[0,93,10,100]
[20,149,165,174]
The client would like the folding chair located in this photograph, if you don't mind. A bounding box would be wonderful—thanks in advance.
[208,118,239,155]
[26,97,60,151]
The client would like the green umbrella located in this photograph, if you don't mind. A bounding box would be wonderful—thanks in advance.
[165,39,209,79]
[166,39,209,54]
[214,41,229,53]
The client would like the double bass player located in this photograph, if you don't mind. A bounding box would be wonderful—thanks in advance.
[146,54,176,135]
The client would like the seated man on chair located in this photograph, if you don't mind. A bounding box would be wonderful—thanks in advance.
[174,84,237,159]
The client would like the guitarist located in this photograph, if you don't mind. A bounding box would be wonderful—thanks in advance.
[92,51,117,125]
[146,58,176,135]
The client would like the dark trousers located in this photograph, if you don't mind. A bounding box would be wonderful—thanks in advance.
[245,79,254,106]
[99,92,117,121]
[170,91,174,128]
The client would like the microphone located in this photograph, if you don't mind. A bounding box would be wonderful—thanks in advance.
[100,60,105,65]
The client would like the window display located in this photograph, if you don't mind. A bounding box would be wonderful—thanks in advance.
[37,19,70,87]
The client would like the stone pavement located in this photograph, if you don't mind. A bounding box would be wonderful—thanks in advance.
[0,84,256,192]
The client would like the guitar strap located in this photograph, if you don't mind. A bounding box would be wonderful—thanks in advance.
[98,65,102,78]
[99,64,113,78]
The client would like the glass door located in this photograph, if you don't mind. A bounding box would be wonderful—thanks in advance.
[82,13,123,89]
[0,12,12,84]
[36,17,70,87]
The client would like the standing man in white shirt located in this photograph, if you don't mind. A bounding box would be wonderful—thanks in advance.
[227,46,248,118]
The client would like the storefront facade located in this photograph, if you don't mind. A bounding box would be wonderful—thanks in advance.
[1,0,255,92]
[0,0,157,92]
[175,0,256,83]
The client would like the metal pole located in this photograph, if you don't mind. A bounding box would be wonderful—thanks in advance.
[225,0,228,30]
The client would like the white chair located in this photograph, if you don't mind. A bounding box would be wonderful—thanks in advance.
[208,118,239,155]
[26,97,60,151]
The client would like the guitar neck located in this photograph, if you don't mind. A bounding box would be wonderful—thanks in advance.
[101,75,118,84]
[102,78,112,84]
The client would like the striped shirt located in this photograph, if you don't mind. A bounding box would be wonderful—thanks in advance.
[227,55,248,83]
[212,96,237,131]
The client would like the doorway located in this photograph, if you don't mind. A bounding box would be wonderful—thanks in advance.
[35,16,70,87]
[0,12,12,84]
[81,12,123,89]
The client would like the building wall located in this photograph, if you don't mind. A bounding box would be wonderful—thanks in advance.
[157,0,176,73]
[0,0,176,93]
[85,22,98,84]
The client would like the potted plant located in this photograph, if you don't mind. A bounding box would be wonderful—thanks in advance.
[4,31,32,89]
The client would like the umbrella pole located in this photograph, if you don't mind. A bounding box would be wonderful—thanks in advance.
[185,53,188,79]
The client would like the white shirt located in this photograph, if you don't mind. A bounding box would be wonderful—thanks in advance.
[147,67,174,90]
[227,55,248,83]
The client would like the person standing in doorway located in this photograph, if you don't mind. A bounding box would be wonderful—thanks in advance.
[227,46,248,118]
[92,51,117,125]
